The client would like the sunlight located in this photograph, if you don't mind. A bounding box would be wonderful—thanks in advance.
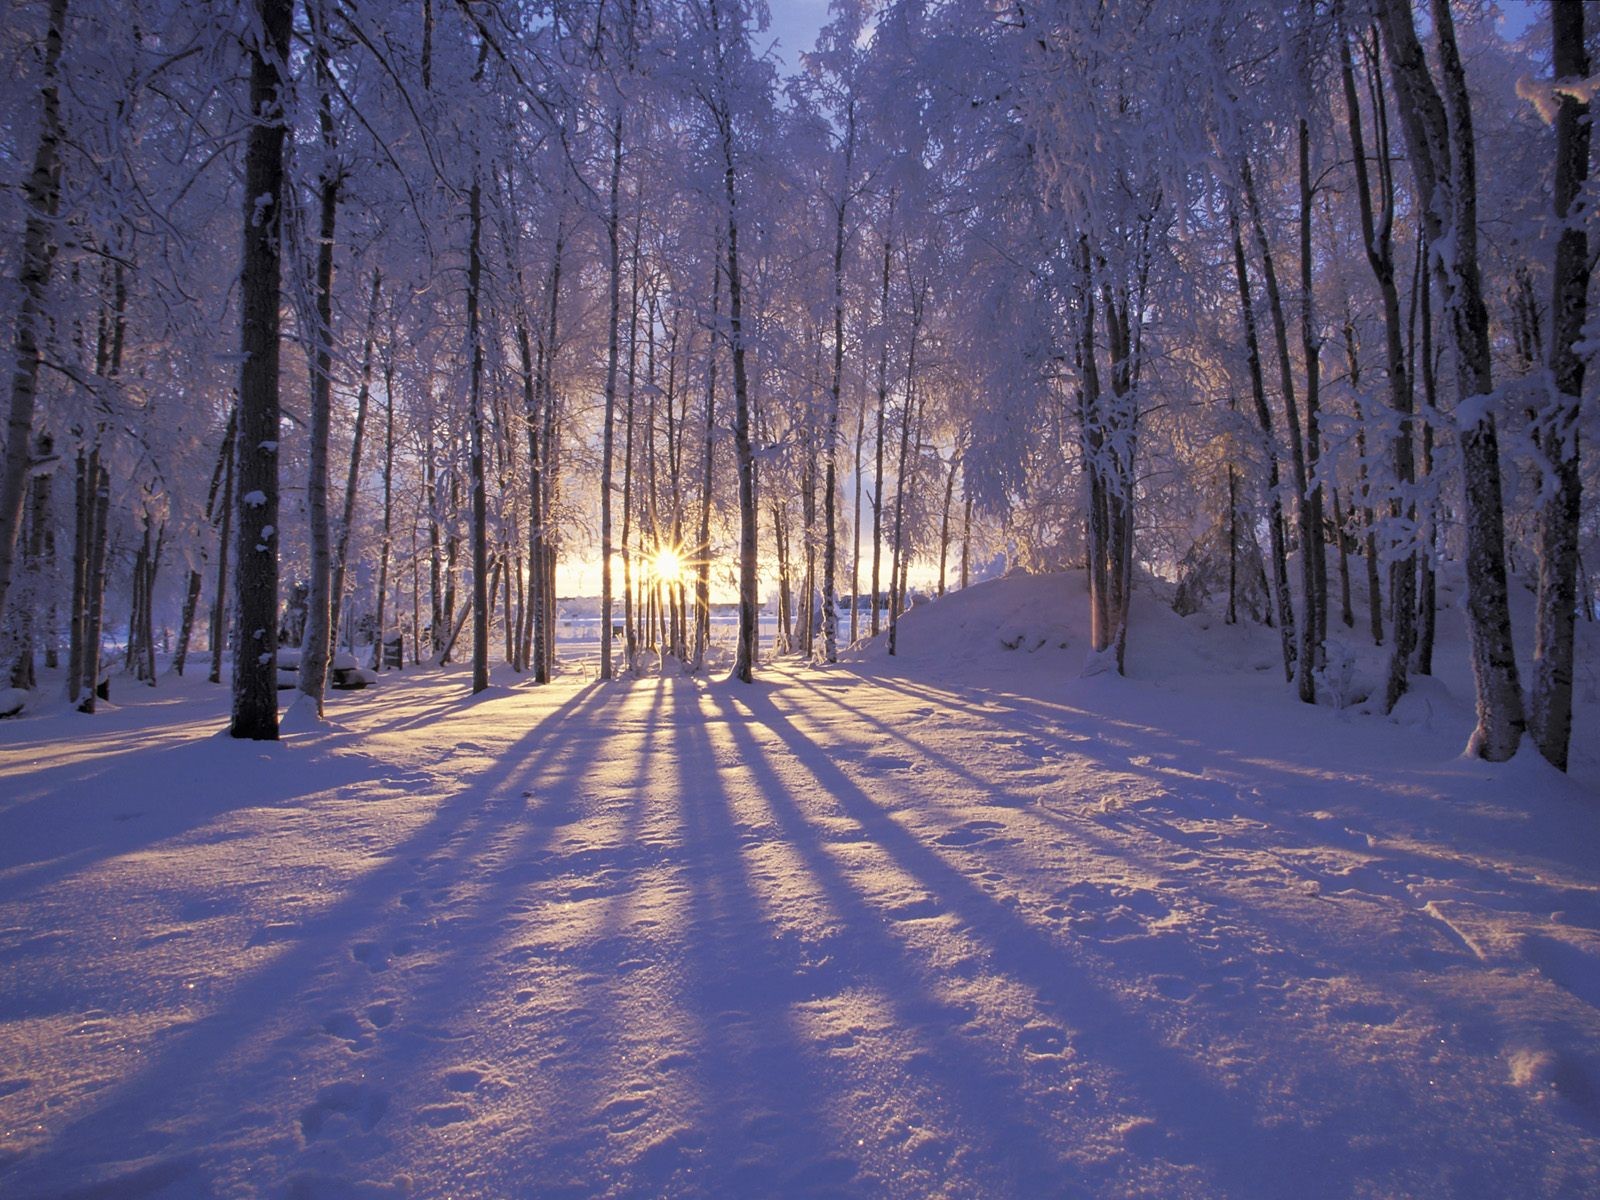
[648,546,687,588]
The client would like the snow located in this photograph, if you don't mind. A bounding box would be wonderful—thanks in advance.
[1,572,1597,1198]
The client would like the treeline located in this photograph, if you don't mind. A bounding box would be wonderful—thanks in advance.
[0,0,1592,769]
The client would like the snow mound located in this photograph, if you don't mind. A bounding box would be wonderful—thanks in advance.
[844,572,1087,669]
[842,569,1267,683]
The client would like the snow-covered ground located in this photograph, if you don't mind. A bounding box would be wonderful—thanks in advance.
[2,573,1597,1198]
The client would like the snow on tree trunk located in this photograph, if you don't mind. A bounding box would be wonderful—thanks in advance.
[0,0,68,671]
[332,270,379,678]
[230,0,293,741]
[1530,0,1591,772]
[1377,0,1524,760]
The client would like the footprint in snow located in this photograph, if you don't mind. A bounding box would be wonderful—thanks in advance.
[886,896,944,922]
[299,1081,387,1140]
[418,1103,473,1127]
[862,753,914,772]
[351,941,390,973]
[321,1011,371,1050]
[935,820,1004,848]
[599,1095,651,1133]
[442,1067,484,1093]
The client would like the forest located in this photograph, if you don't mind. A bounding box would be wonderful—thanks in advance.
[0,0,1594,764]
[3,3,1600,1196]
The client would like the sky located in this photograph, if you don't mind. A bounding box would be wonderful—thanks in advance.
[762,0,832,74]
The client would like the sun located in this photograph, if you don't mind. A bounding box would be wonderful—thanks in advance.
[648,546,686,587]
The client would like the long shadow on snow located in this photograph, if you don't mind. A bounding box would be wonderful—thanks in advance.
[703,683,1079,1197]
[354,674,706,1197]
[799,669,1600,1192]
[729,680,1359,1199]
[670,677,877,1197]
[0,720,383,896]
[862,669,1600,930]
[0,681,612,1198]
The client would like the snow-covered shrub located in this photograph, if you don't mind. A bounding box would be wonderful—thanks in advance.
[1314,639,1363,711]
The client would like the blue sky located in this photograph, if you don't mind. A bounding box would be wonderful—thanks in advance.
[763,0,832,73]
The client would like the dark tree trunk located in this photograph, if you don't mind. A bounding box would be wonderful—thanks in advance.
[176,412,236,676]
[230,0,292,740]
[467,172,489,694]
[1243,159,1318,704]
[373,340,396,670]
[0,0,68,659]
[332,269,380,675]
[1530,0,1591,771]
[1229,205,1296,680]
[1378,0,1524,759]
[1340,12,1415,706]
[600,112,624,681]
[298,22,338,718]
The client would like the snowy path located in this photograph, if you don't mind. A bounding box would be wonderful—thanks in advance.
[2,657,1598,1198]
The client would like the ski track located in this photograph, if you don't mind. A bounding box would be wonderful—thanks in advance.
[1,653,1598,1199]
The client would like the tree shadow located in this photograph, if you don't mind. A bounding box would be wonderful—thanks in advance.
[0,680,612,1196]
[716,679,1370,1199]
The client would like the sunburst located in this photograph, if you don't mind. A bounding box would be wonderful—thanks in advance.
[646,545,688,588]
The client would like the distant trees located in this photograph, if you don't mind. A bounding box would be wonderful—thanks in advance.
[0,0,1591,767]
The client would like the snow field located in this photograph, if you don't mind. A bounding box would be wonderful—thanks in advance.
[0,572,1597,1198]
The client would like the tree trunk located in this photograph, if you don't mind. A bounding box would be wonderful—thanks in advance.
[870,225,893,638]
[937,450,958,596]
[1298,120,1328,683]
[209,427,234,685]
[332,269,380,674]
[79,455,111,712]
[1340,11,1415,706]
[374,333,395,670]
[1530,0,1591,771]
[176,412,236,676]
[694,267,718,671]
[1229,205,1296,680]
[960,483,973,591]
[1243,159,1318,703]
[230,0,293,740]
[468,168,489,694]
[1377,0,1524,759]
[850,372,866,645]
[621,208,642,673]
[722,141,759,682]
[1333,489,1354,629]
[821,110,855,662]
[599,112,624,682]
[298,26,338,719]
[1411,233,1438,676]
[0,0,68,662]
[888,284,924,658]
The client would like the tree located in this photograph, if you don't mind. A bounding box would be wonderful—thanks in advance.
[1529,0,1592,771]
[231,0,295,741]
[1376,0,1525,760]
[0,0,69,671]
